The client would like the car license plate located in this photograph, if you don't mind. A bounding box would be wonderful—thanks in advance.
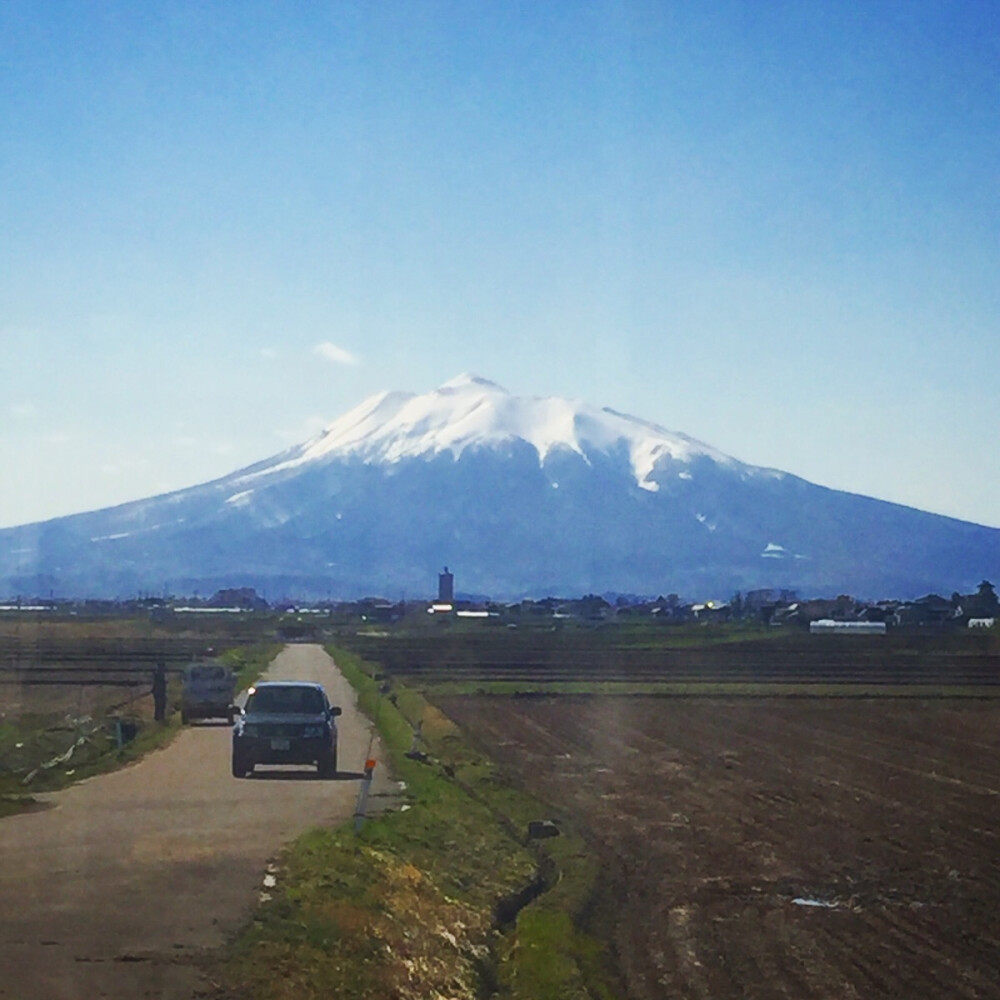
[270,738,290,750]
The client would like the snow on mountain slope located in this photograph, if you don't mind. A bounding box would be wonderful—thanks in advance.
[238,373,773,493]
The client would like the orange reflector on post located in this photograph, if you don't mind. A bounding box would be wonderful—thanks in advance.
[365,759,377,771]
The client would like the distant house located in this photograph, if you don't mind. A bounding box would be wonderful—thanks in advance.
[561,595,612,621]
[894,594,958,627]
[955,581,999,622]
[773,598,847,627]
[744,589,781,624]
[651,600,694,624]
[858,603,896,623]
[692,601,730,622]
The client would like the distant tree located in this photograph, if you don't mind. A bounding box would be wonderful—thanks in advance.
[578,594,611,615]
[976,580,999,614]
[209,587,267,610]
[834,594,855,618]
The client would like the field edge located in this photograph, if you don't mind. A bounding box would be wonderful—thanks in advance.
[208,643,622,999]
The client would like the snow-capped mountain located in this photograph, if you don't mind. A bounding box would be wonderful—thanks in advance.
[247,374,736,488]
[229,373,752,495]
[2,374,998,600]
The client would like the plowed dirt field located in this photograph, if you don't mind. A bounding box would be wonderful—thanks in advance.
[439,696,1000,999]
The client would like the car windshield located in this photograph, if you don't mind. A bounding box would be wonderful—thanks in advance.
[189,665,227,681]
[246,686,324,715]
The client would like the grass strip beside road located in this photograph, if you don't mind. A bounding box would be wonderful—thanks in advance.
[214,646,620,1000]
[220,642,283,693]
[0,702,182,814]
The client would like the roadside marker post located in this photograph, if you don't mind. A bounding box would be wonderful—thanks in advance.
[353,758,377,834]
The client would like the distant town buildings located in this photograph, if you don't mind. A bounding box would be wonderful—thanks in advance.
[1,576,997,636]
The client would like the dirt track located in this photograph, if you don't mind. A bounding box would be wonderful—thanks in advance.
[0,645,390,999]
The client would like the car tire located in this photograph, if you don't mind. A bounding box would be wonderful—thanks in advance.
[317,748,337,779]
[232,752,252,778]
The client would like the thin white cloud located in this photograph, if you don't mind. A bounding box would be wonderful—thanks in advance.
[259,347,278,360]
[313,342,359,366]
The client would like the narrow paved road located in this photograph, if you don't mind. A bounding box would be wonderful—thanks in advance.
[0,645,392,999]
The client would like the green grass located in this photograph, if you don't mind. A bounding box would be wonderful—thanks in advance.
[215,646,621,999]
[338,649,607,998]
[0,707,182,806]
[220,642,283,692]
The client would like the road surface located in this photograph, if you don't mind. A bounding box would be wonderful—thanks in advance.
[0,644,392,999]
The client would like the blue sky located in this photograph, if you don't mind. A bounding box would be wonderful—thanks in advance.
[2,1,998,529]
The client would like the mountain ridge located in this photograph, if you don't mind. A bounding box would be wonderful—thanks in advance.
[1,375,998,600]
[230,372,758,495]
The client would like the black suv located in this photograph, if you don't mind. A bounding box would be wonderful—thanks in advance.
[232,681,341,778]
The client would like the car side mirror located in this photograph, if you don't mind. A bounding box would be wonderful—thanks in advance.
[231,705,244,716]
[329,706,342,717]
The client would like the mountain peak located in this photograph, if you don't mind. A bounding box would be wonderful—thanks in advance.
[244,375,744,493]
[437,373,508,394]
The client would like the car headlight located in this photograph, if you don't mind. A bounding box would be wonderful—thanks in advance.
[302,726,324,738]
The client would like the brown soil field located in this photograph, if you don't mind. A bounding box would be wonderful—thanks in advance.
[0,623,231,723]
[439,696,1000,999]
[352,629,1000,685]
[0,679,149,720]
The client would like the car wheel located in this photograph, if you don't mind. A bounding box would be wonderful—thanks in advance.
[226,708,235,725]
[317,749,337,779]
[232,753,251,778]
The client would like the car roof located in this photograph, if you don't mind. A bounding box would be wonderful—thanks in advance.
[250,681,325,690]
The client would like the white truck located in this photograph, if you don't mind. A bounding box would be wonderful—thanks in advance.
[180,660,237,724]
